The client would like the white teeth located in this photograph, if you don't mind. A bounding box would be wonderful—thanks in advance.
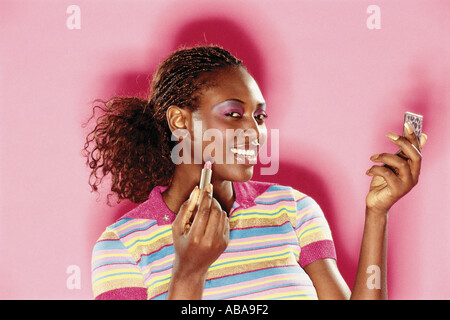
[231,148,255,156]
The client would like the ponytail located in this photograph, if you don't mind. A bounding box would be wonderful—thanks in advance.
[82,96,174,205]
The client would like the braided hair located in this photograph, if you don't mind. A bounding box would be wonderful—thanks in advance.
[83,46,243,205]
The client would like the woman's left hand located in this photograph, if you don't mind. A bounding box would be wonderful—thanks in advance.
[365,122,428,215]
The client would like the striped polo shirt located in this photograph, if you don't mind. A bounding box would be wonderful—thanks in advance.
[91,180,336,300]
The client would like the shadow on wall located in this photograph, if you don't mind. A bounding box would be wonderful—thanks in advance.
[89,15,355,288]
[170,17,267,94]
[107,16,267,99]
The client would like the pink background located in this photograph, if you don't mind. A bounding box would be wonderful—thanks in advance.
[1,0,449,299]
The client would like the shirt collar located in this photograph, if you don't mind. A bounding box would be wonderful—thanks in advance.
[232,180,275,209]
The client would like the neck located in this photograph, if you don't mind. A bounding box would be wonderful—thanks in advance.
[162,163,235,215]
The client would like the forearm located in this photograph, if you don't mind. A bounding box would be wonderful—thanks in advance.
[350,207,388,300]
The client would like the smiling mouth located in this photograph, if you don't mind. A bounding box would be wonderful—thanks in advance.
[230,139,259,156]
[229,142,259,165]
[230,147,256,157]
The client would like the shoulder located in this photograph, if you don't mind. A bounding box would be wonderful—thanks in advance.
[96,186,175,245]
[93,215,172,272]
[94,218,148,251]
[97,216,166,245]
[112,185,176,224]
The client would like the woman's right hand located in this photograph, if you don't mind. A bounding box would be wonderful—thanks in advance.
[167,184,230,299]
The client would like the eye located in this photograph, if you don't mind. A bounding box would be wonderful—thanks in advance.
[254,112,268,121]
[225,111,242,118]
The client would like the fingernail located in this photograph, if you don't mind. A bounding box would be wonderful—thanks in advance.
[206,183,213,194]
[386,132,400,141]
[370,154,380,161]
[421,133,428,141]
[189,186,198,199]
[404,121,414,135]
[189,187,200,210]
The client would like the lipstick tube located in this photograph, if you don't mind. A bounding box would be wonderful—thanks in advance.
[199,160,212,192]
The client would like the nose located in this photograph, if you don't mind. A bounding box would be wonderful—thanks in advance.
[235,117,264,147]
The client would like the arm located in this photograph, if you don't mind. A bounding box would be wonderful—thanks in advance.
[305,123,427,300]
[351,208,388,299]
[304,210,387,300]
[167,184,229,299]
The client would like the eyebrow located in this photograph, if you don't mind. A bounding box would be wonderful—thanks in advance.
[228,98,266,109]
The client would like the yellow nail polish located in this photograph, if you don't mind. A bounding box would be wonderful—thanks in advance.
[386,132,399,141]
[404,121,414,135]
[189,186,197,199]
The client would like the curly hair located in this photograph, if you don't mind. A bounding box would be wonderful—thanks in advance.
[82,46,243,205]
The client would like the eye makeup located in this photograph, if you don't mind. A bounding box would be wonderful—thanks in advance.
[212,100,244,117]
[211,99,268,119]
[254,109,268,120]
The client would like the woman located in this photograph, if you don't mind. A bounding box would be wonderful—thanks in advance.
[85,45,427,300]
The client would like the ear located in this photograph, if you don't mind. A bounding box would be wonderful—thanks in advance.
[166,105,190,138]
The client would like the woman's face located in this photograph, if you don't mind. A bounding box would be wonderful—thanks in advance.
[190,66,268,182]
